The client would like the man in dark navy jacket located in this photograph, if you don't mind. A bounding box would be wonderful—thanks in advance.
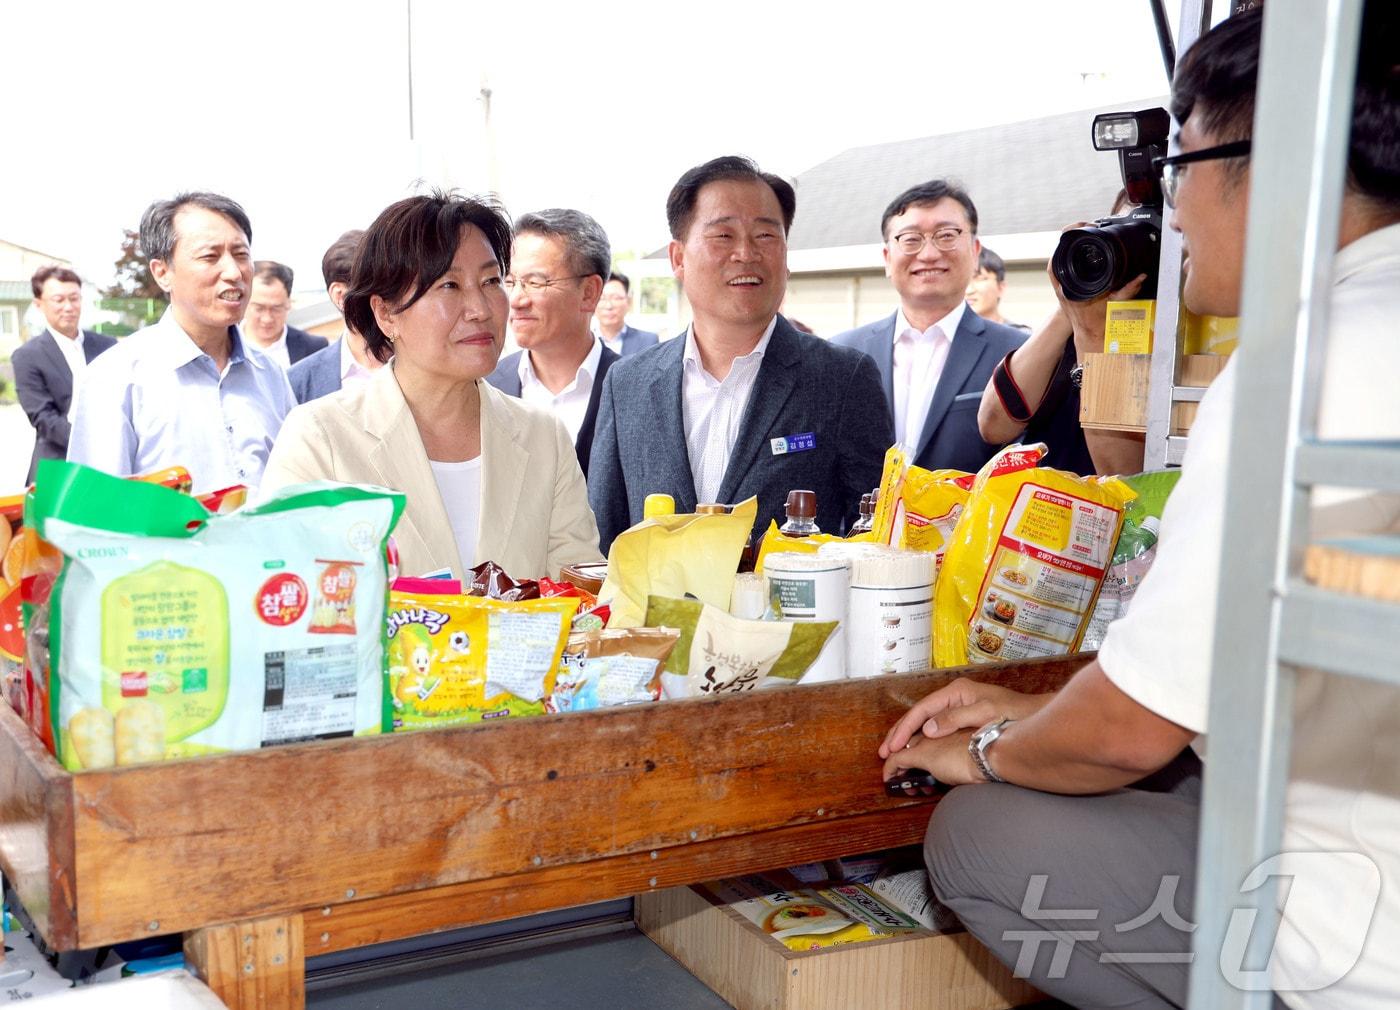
[832,180,1025,474]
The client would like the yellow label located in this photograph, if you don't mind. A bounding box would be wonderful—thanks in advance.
[1012,493,1073,552]
[1105,299,1155,354]
[97,561,230,759]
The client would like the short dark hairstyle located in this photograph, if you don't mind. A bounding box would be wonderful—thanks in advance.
[31,264,82,297]
[514,208,611,280]
[253,260,294,296]
[139,191,252,263]
[321,230,364,288]
[608,270,631,294]
[666,156,796,240]
[977,247,1007,282]
[1172,4,1399,209]
[880,180,979,240]
[344,191,513,364]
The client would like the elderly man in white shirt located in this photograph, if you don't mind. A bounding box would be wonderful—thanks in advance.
[879,8,1400,1009]
[68,192,295,494]
[485,208,621,477]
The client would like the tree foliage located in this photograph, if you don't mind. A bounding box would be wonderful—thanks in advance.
[101,229,165,301]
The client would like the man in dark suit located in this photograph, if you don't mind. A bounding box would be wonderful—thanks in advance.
[832,180,1026,475]
[588,156,891,551]
[486,209,619,476]
[243,260,327,368]
[289,230,382,404]
[594,271,660,357]
[13,265,117,484]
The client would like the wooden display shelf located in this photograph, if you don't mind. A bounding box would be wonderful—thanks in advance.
[1080,353,1229,434]
[1304,536,1400,602]
[0,656,1083,1009]
[637,883,1041,1010]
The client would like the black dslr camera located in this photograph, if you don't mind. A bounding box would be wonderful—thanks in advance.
[1051,108,1170,301]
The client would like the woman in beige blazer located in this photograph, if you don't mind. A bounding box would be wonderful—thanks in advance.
[262,192,602,580]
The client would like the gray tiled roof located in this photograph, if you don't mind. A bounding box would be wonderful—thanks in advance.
[787,97,1168,251]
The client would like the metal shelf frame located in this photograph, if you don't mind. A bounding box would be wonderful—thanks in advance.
[1188,2,1397,1009]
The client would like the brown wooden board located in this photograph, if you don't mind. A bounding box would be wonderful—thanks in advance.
[1,655,1083,952]
[185,912,305,1010]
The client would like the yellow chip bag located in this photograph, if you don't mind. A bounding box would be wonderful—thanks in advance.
[934,444,1135,667]
[387,591,580,730]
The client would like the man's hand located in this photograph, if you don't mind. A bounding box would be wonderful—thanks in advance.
[881,729,983,790]
[1046,231,1147,356]
[878,677,1051,759]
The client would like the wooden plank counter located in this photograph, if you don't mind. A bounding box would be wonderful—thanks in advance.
[0,655,1083,1008]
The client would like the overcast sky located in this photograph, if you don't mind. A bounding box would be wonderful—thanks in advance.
[3,0,1202,296]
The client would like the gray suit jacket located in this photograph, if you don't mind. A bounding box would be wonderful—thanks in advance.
[587,316,893,551]
[286,325,329,365]
[288,339,343,404]
[611,324,659,357]
[484,343,621,477]
[13,328,118,484]
[831,307,1026,474]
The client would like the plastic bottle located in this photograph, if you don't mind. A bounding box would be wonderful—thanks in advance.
[643,493,675,519]
[780,490,821,537]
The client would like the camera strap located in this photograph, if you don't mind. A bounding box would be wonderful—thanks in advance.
[992,351,1034,423]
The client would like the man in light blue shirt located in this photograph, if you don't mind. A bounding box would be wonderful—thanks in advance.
[68,192,295,493]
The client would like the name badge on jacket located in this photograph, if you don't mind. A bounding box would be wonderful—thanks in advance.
[770,432,816,455]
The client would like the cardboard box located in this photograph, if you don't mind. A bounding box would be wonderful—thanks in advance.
[637,884,1041,1010]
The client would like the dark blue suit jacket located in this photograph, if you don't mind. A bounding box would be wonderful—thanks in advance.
[485,343,621,477]
[607,324,659,357]
[286,325,328,365]
[13,328,117,484]
[288,339,343,404]
[831,307,1026,474]
[587,316,893,552]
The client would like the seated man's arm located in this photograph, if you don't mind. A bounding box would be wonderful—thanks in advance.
[837,351,896,527]
[882,659,1195,795]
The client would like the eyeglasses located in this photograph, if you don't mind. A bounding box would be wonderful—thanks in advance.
[247,302,290,316]
[503,274,590,294]
[891,228,968,255]
[1153,140,1252,207]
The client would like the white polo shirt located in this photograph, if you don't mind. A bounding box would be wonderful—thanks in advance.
[1098,222,1400,1010]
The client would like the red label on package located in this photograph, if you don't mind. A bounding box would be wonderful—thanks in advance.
[255,574,309,627]
[121,671,148,697]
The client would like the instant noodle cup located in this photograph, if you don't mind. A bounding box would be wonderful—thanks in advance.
[933,444,1135,667]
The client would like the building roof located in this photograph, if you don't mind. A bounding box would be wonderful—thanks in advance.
[786,98,1167,253]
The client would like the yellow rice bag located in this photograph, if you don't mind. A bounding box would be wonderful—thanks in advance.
[387,591,580,729]
[897,467,974,565]
[934,444,1135,667]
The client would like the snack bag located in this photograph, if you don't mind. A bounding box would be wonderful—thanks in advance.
[600,498,757,628]
[31,461,403,770]
[869,444,910,545]
[644,595,837,697]
[934,444,1135,667]
[386,591,579,729]
[1081,469,1182,650]
[703,875,922,952]
[897,468,975,568]
[547,627,680,713]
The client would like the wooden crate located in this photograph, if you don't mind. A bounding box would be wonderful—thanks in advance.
[1080,353,1229,433]
[0,656,1082,1009]
[637,884,1041,1010]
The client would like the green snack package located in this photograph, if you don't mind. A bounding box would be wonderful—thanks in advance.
[644,595,837,698]
[30,460,404,770]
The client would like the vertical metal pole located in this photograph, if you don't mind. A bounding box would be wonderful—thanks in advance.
[1188,1,1362,1007]
[1143,0,1211,469]
[1148,0,1178,82]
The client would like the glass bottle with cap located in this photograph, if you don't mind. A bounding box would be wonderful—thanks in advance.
[779,489,820,537]
[850,493,874,535]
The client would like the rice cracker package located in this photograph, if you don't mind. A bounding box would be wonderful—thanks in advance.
[386,590,579,729]
[30,461,403,770]
[934,445,1135,667]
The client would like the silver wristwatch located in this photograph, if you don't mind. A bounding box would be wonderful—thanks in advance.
[969,717,1014,783]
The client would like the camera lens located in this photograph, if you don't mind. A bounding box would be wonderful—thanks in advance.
[1051,211,1161,302]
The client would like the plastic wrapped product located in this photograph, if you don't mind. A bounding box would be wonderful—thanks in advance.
[934,444,1135,667]
[30,461,403,770]
[702,874,923,952]
[643,595,837,698]
[818,543,937,678]
[546,627,680,713]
